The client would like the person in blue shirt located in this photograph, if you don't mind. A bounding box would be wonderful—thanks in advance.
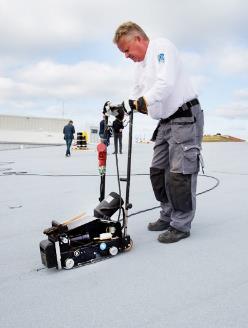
[63,120,75,157]
[99,115,112,146]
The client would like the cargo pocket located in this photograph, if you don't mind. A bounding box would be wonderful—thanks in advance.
[170,117,196,144]
[182,145,200,174]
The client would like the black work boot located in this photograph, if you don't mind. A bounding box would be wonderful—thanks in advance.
[158,226,190,243]
[147,219,170,231]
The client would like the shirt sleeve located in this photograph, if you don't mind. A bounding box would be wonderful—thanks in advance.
[144,41,179,106]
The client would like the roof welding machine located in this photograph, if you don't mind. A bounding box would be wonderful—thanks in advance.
[39,102,133,270]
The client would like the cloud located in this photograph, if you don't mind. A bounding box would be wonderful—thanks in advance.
[216,46,248,75]
[0,0,248,139]
[215,87,248,122]
[216,103,248,119]
[234,88,248,99]
[1,0,248,54]
[181,52,208,72]
[190,75,211,94]
[0,1,99,53]
[0,60,134,103]
[0,77,42,102]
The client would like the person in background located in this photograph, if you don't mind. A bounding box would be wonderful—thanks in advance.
[112,21,204,243]
[112,118,124,154]
[63,120,75,157]
[99,115,112,146]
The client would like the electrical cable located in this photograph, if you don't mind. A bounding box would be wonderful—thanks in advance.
[0,144,220,219]
[0,172,154,177]
[1,172,111,176]
[0,170,220,195]
[127,174,220,218]
[1,169,220,217]
[0,161,15,165]
[196,174,220,195]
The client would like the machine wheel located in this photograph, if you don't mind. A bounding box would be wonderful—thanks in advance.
[64,258,75,269]
[109,246,118,256]
[124,238,133,252]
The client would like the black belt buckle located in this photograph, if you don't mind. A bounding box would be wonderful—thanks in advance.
[180,102,190,111]
[185,98,199,109]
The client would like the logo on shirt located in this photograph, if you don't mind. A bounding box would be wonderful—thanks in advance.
[158,53,165,63]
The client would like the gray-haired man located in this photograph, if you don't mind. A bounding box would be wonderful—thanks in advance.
[113,21,204,243]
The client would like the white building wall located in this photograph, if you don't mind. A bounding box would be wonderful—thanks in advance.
[89,126,99,144]
[0,114,100,145]
[0,114,69,132]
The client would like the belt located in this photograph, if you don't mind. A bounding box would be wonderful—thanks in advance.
[160,98,199,124]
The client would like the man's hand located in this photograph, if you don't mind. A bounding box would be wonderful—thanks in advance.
[102,96,147,120]
[124,97,148,115]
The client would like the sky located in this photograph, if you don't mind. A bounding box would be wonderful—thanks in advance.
[0,0,248,140]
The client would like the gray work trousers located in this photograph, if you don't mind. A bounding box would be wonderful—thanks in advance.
[150,104,204,232]
[113,132,122,154]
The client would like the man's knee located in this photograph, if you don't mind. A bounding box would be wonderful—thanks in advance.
[150,167,168,202]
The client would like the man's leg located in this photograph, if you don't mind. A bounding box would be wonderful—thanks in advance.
[158,104,204,242]
[167,172,197,231]
[157,171,198,243]
[119,134,122,153]
[67,139,72,156]
[65,139,70,156]
[113,133,118,154]
[148,123,172,231]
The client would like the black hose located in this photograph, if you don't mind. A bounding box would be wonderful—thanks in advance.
[0,167,220,219]
[127,174,220,218]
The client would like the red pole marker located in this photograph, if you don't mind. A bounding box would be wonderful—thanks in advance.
[97,142,107,201]
[97,142,107,171]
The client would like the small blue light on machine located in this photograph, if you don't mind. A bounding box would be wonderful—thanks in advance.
[100,242,107,251]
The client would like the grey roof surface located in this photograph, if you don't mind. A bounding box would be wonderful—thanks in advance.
[0,142,248,328]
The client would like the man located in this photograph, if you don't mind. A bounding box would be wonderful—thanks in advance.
[63,120,75,157]
[112,118,124,154]
[99,115,112,146]
[113,22,204,243]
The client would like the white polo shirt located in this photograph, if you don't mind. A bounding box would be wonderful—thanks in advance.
[130,38,197,120]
